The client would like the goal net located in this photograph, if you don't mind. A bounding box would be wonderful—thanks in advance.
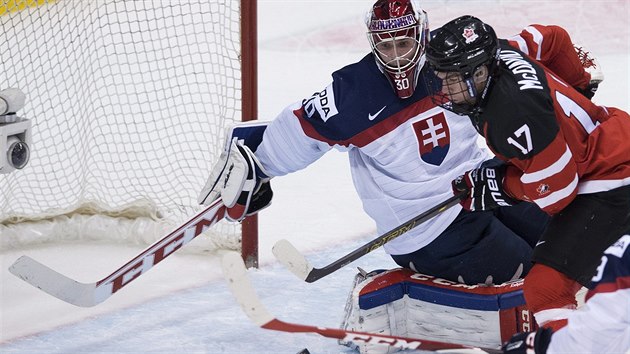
[0,0,256,261]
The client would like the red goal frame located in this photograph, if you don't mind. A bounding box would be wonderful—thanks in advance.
[240,0,259,268]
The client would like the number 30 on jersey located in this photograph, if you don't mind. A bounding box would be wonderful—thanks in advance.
[396,77,410,90]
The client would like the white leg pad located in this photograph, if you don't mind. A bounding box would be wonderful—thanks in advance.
[339,268,536,352]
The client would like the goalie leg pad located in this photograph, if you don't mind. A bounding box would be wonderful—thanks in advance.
[340,270,398,354]
[340,268,537,353]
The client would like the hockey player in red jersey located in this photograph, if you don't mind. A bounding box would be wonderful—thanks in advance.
[425,15,630,331]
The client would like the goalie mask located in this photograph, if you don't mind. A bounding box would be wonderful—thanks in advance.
[366,0,429,99]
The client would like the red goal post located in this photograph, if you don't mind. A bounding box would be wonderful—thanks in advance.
[241,0,259,268]
[0,0,259,267]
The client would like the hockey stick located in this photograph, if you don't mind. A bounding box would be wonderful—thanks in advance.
[221,251,501,353]
[272,192,465,282]
[9,199,227,307]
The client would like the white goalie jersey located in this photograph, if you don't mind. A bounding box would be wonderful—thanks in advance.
[254,55,489,255]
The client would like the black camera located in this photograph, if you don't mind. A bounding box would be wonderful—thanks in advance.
[1,88,31,174]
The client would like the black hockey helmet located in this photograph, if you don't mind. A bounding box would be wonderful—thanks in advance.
[425,16,500,115]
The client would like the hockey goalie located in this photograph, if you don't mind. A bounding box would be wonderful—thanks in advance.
[339,268,536,353]
[196,1,606,351]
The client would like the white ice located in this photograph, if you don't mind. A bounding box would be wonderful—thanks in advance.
[1,0,628,353]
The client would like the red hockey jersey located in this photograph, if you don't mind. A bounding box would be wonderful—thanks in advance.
[475,40,630,214]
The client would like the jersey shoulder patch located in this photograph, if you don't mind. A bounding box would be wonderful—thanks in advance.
[296,54,416,143]
[301,83,339,122]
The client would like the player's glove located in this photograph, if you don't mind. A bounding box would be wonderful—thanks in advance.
[198,139,273,222]
[502,328,553,354]
[452,164,517,211]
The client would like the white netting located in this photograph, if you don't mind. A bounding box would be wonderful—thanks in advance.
[0,0,243,251]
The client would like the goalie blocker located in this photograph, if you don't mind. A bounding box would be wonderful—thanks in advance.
[340,268,536,353]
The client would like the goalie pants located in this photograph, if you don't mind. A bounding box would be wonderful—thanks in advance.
[391,201,549,285]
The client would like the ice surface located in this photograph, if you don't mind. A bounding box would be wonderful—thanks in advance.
[1,0,628,353]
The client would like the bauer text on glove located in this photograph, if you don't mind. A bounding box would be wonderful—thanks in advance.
[452,165,517,211]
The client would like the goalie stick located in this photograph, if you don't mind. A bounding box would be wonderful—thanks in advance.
[221,251,501,353]
[272,192,465,282]
[9,199,227,307]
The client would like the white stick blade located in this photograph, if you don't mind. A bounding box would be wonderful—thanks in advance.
[271,239,313,280]
[9,256,98,307]
[221,251,274,326]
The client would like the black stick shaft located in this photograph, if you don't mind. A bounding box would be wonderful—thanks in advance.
[304,192,465,282]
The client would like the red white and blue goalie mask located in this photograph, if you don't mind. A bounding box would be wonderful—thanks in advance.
[366,0,429,99]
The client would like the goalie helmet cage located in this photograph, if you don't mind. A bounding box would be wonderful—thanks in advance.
[0,0,259,267]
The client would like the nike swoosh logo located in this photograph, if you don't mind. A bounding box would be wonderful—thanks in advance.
[368,106,387,121]
[536,240,546,247]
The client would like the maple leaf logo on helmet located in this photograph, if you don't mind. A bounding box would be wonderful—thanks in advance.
[462,26,479,43]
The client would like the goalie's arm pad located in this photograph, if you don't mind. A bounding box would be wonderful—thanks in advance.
[198,139,272,222]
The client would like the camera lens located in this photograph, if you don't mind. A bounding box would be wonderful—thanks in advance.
[7,137,30,169]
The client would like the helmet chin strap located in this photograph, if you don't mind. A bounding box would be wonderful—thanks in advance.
[446,74,483,116]
[464,77,479,101]
[463,65,491,108]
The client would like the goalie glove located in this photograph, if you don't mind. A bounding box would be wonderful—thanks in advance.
[452,163,517,211]
[502,328,553,354]
[197,139,272,222]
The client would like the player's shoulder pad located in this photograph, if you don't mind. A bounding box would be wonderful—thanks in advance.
[300,54,380,122]
[297,54,406,142]
[604,234,630,260]
[589,234,630,291]
[605,234,630,277]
